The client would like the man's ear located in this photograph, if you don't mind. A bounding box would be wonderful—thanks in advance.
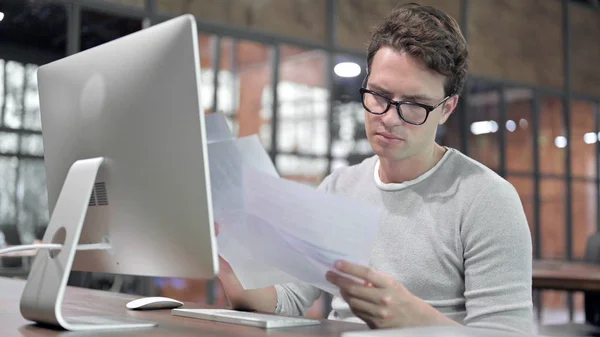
[439,95,459,125]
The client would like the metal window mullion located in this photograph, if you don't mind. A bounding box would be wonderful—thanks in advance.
[499,85,507,178]
[231,39,239,121]
[269,45,281,164]
[205,35,223,306]
[66,2,81,55]
[562,0,574,321]
[13,65,28,234]
[211,36,222,114]
[596,101,600,232]
[1,62,7,126]
[533,98,543,321]
[326,0,336,173]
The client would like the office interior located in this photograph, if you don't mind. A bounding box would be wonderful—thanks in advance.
[0,0,599,328]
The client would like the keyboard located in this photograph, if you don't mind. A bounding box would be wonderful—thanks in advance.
[171,308,321,329]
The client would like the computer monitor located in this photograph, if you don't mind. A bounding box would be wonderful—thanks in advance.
[19,15,218,331]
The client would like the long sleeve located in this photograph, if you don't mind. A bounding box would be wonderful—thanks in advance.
[274,283,323,316]
[460,180,534,333]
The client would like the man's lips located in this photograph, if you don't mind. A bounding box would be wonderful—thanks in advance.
[376,132,403,141]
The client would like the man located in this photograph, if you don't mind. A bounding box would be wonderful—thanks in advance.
[217,3,533,333]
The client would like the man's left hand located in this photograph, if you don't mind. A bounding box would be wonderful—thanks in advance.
[325,260,459,329]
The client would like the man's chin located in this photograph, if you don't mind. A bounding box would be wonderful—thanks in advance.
[372,144,411,161]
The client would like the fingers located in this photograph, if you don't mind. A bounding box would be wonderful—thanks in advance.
[334,260,391,288]
[341,291,391,320]
[326,271,385,305]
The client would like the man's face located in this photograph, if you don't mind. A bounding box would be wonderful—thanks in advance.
[364,46,458,162]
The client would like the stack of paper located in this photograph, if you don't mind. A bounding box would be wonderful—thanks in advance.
[205,113,381,295]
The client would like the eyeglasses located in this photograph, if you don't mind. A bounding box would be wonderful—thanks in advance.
[359,87,451,125]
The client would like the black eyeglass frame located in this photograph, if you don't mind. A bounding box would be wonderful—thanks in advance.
[359,75,453,126]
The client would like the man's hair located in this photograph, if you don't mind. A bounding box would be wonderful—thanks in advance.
[366,3,468,97]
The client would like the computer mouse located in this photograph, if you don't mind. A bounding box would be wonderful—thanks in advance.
[126,296,184,310]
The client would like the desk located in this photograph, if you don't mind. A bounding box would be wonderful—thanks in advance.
[533,260,600,292]
[0,277,368,337]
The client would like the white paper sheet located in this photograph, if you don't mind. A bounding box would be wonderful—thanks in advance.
[207,133,381,295]
[205,112,234,144]
[242,166,381,294]
[207,136,300,289]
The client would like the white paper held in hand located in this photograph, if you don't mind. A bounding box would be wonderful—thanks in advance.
[207,135,301,289]
[242,166,381,294]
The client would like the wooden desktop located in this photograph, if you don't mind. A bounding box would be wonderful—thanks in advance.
[0,276,368,337]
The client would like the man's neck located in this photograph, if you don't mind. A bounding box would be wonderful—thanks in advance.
[378,144,447,184]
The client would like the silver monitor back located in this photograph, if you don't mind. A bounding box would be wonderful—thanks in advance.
[38,15,218,280]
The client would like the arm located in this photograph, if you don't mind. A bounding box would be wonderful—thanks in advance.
[218,262,322,316]
[217,259,278,313]
[460,181,533,333]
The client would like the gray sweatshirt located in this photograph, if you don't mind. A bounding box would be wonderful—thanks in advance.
[274,148,533,333]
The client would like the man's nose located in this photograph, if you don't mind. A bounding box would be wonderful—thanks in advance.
[380,104,404,127]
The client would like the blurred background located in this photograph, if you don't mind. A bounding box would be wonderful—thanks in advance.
[0,0,599,326]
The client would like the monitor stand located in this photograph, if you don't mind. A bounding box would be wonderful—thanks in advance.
[19,157,156,331]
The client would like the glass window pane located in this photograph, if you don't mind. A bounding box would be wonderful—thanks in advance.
[22,64,41,130]
[540,96,565,176]
[331,54,370,165]
[506,88,534,173]
[0,132,19,153]
[278,45,329,157]
[467,82,500,170]
[541,179,566,259]
[506,176,535,251]
[572,181,596,260]
[20,134,44,156]
[198,34,215,116]
[0,156,18,226]
[570,100,596,179]
[275,155,328,186]
[0,59,4,121]
[80,10,142,51]
[233,41,272,147]
[4,61,25,129]
[16,159,49,244]
[216,38,239,135]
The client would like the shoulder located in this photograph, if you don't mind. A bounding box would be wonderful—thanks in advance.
[444,150,529,240]
[444,148,518,200]
[318,155,377,193]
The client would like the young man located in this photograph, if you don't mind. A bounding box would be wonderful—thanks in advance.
[217,3,533,333]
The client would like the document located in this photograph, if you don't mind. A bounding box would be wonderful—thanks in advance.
[206,122,381,295]
[242,167,381,294]
[208,135,301,289]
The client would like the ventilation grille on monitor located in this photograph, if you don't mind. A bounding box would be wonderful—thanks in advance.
[89,182,109,206]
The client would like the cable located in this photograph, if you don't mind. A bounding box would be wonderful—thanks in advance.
[0,242,112,256]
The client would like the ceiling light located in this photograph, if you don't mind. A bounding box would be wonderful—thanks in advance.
[334,62,361,78]
[470,121,498,135]
[554,136,567,148]
[506,120,516,132]
[584,132,597,144]
[519,118,528,129]
[0,12,4,22]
